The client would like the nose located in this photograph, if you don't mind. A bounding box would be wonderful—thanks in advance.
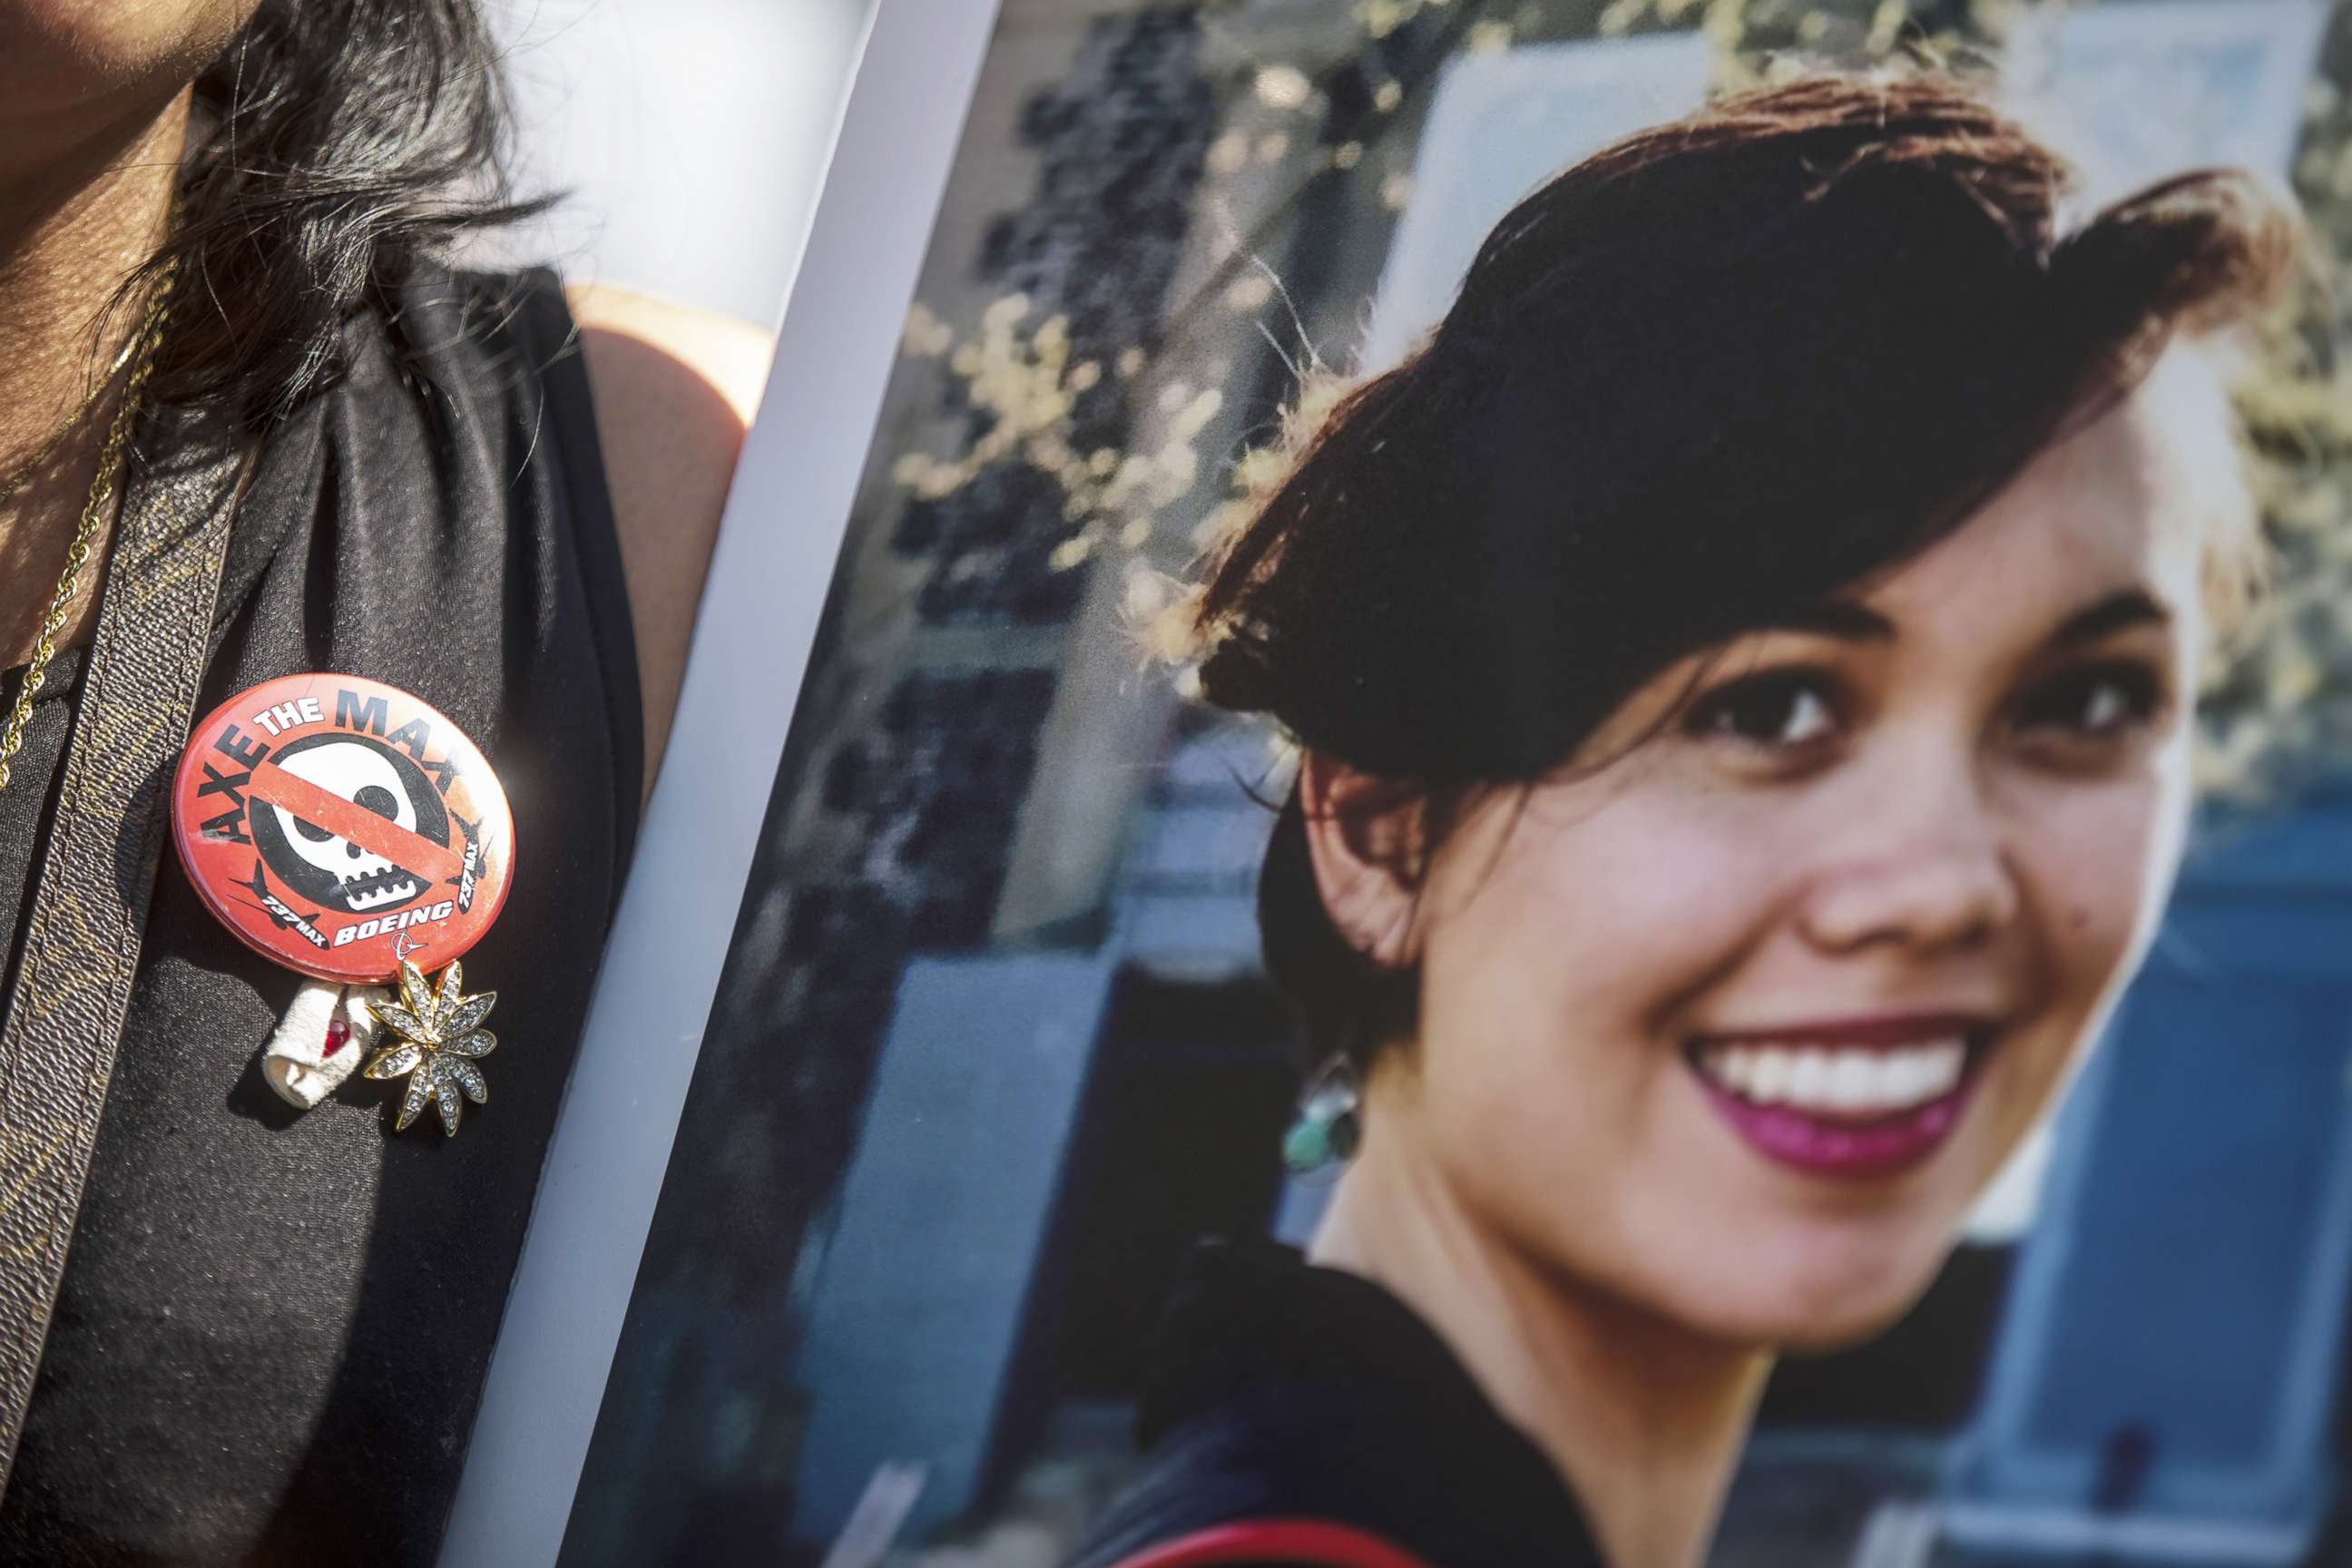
[1797,769,2022,957]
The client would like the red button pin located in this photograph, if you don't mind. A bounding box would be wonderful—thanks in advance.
[171,674,515,985]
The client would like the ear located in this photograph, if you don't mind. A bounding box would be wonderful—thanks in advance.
[1298,752,1429,970]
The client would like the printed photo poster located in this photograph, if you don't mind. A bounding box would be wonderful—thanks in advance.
[561,3,2352,1564]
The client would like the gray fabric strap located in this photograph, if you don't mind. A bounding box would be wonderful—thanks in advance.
[0,412,243,1491]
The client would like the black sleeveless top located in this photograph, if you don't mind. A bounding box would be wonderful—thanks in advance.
[0,264,642,1564]
[1068,1244,1607,1568]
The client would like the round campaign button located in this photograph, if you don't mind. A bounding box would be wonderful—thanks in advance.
[170,674,515,985]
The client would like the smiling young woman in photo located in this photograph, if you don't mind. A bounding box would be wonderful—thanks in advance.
[1069,73,2298,1568]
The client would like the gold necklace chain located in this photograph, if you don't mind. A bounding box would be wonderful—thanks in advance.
[0,329,145,511]
[0,256,181,796]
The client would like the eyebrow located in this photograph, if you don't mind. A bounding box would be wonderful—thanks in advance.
[1760,600,1896,642]
[1759,587,2170,648]
[2049,587,2171,647]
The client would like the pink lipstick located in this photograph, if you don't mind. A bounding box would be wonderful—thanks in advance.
[1685,1015,1994,1178]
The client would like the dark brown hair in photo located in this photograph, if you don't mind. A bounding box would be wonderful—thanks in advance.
[1184,72,2300,1072]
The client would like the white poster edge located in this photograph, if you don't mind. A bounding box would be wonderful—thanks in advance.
[437,3,1007,1561]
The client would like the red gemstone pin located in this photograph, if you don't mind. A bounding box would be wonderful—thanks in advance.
[170,674,514,986]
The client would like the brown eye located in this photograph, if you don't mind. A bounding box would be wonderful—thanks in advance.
[2014,662,2163,739]
[1687,670,1840,749]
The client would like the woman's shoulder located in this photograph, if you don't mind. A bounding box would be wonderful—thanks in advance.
[1067,1389,1426,1568]
[348,263,772,793]
[563,282,770,415]
[1072,1377,1608,1568]
[1064,1243,1607,1568]
[563,283,771,789]
[360,265,769,543]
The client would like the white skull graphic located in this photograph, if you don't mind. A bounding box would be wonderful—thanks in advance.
[270,738,424,912]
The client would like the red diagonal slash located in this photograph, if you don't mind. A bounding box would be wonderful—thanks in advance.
[247,761,464,885]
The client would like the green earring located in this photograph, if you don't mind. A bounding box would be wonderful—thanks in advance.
[1283,1057,1362,1175]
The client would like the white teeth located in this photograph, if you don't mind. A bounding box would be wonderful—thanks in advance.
[1928,1048,1965,1100]
[1721,1047,1755,1093]
[1789,1051,1831,1103]
[1881,1053,1925,1104]
[1926,1047,1963,1096]
[1828,1053,1875,1111]
[1695,1038,1969,1116]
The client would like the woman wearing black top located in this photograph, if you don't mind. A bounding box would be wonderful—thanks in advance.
[1074,74,2298,1568]
[0,3,764,1560]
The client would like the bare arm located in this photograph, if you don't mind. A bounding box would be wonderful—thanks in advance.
[566,283,774,803]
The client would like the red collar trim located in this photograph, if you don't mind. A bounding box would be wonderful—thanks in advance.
[1108,1517,1437,1568]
